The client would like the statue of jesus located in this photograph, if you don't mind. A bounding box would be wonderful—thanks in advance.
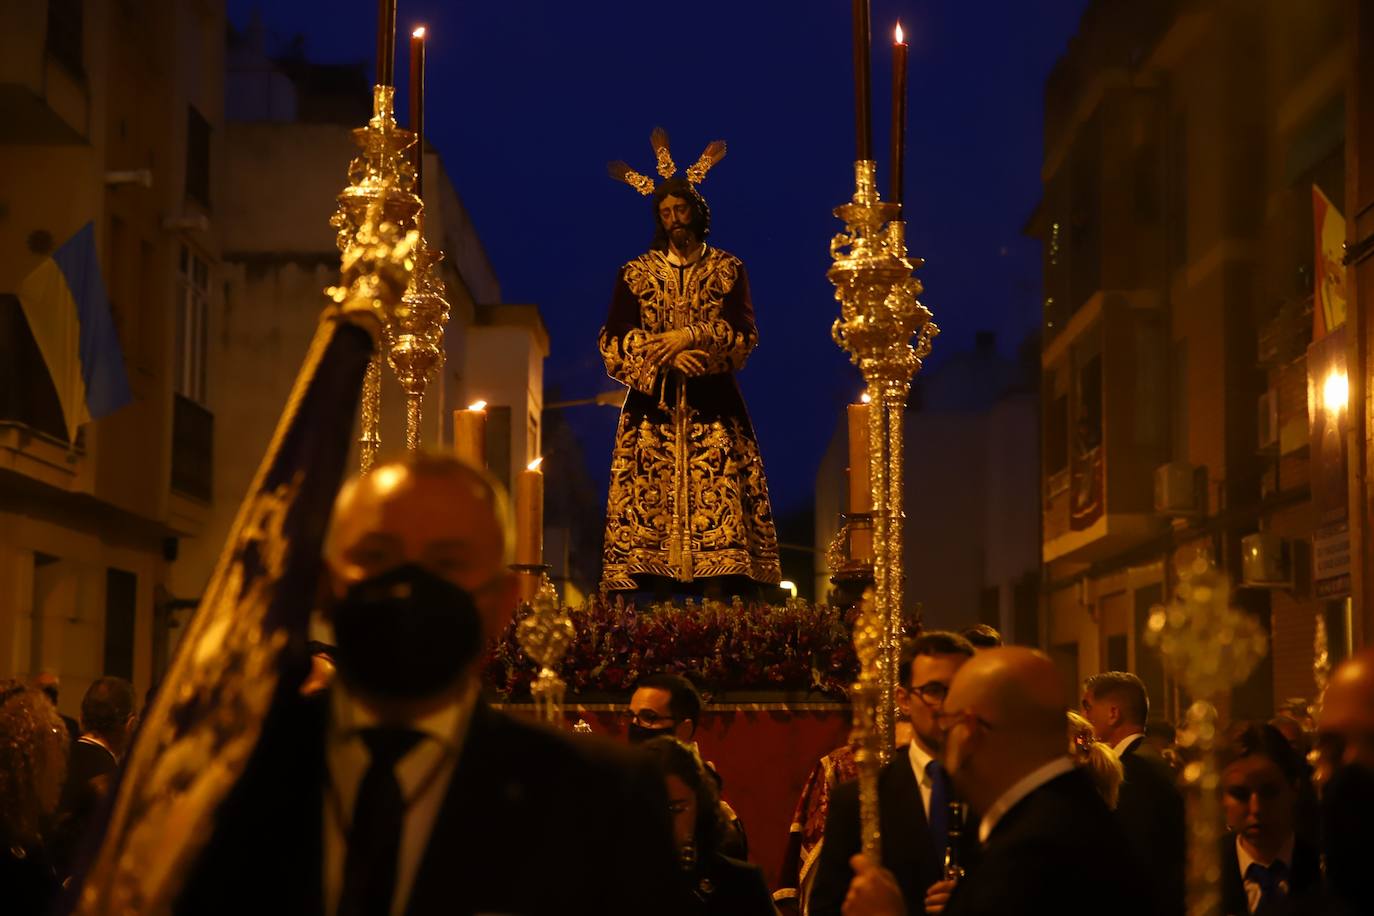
[598,131,781,594]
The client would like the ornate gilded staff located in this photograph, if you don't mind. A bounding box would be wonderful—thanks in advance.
[330,69,422,470]
[829,160,937,760]
[515,574,576,726]
[1146,555,1268,916]
[850,588,885,859]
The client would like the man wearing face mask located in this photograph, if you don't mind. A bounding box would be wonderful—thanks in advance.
[626,672,749,860]
[1312,647,1374,914]
[175,454,687,916]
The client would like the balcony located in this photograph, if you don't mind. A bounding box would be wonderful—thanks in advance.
[171,394,212,502]
[0,0,89,143]
[1041,290,1169,565]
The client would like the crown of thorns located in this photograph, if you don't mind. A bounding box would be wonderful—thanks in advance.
[607,127,726,196]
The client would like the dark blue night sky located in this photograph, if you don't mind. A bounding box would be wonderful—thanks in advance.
[228,0,1089,515]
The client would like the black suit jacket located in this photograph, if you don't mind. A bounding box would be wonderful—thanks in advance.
[944,768,1148,916]
[810,747,974,916]
[1219,834,1321,916]
[1116,736,1186,916]
[175,691,688,915]
[53,738,119,874]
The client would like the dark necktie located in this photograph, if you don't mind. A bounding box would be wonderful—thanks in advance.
[339,727,425,916]
[1245,860,1288,916]
[926,759,951,854]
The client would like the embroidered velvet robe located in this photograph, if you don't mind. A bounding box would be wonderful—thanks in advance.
[597,245,781,590]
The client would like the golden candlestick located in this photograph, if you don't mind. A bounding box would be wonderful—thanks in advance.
[851,588,884,861]
[1146,556,1268,916]
[387,234,450,451]
[330,84,422,471]
[830,160,938,760]
[515,574,575,726]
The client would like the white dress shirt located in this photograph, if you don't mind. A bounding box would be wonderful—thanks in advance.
[977,756,1076,844]
[1236,833,1295,913]
[323,681,477,916]
[907,739,938,819]
[1113,732,1145,756]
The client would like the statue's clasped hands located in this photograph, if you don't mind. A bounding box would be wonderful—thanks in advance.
[643,329,709,377]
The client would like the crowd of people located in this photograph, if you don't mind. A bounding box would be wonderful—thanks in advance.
[2,452,1373,915]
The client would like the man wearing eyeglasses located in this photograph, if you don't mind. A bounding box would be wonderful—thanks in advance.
[625,671,749,859]
[809,631,976,916]
[842,647,1146,916]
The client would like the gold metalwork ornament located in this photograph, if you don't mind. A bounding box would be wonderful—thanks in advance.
[829,160,937,763]
[387,235,451,451]
[1146,557,1268,916]
[328,84,424,471]
[655,145,677,180]
[851,588,884,862]
[515,575,576,725]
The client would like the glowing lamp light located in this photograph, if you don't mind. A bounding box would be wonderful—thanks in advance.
[528,457,544,472]
[468,400,487,411]
[412,26,426,38]
[894,22,905,44]
[1323,370,1349,416]
[780,580,798,598]
[860,392,872,404]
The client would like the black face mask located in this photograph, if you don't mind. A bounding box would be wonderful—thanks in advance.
[1321,762,1374,908]
[627,722,677,744]
[330,564,483,701]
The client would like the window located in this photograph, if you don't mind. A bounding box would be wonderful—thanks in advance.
[46,0,85,78]
[104,568,137,681]
[176,245,209,404]
[186,106,211,209]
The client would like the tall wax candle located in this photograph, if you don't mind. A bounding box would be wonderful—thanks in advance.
[454,401,487,469]
[848,400,873,514]
[851,0,873,160]
[376,0,397,86]
[516,457,545,566]
[409,26,426,198]
[891,23,908,207]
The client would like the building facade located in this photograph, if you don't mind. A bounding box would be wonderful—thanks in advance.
[815,334,1041,638]
[0,0,226,716]
[1030,0,1354,719]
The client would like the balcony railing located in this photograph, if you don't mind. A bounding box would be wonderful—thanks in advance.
[171,394,213,502]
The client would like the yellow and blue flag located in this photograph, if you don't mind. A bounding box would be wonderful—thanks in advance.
[17,221,132,441]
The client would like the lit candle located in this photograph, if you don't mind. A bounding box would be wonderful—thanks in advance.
[454,401,487,469]
[848,394,874,563]
[376,0,397,86]
[891,22,908,207]
[409,26,426,198]
[848,396,873,514]
[851,0,873,161]
[516,457,545,566]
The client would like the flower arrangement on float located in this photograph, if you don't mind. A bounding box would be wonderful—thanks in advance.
[483,596,861,700]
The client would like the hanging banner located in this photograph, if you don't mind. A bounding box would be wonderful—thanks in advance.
[1313,185,1348,341]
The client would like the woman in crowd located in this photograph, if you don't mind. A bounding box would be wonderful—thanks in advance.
[1068,709,1124,808]
[1217,721,1319,916]
[641,736,777,915]
[0,679,70,915]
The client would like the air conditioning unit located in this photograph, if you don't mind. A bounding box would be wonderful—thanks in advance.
[1154,462,1200,516]
[1257,389,1278,452]
[1241,532,1292,588]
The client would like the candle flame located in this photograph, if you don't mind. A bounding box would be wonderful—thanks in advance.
[412,26,426,38]
[861,392,872,404]
[468,400,487,411]
[894,22,905,44]
[528,457,544,471]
